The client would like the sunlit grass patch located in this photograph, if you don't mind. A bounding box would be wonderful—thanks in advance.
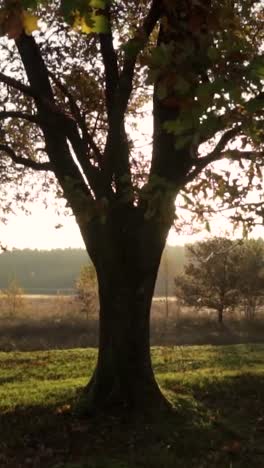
[0,344,264,468]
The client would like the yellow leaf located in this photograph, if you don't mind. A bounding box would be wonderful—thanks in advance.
[72,12,92,34]
[80,17,93,34]
[22,11,39,35]
[72,12,81,30]
[72,8,108,35]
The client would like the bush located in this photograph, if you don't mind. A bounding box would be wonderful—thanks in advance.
[1,278,25,318]
[75,264,98,319]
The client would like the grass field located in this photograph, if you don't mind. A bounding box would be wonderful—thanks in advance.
[1,344,264,468]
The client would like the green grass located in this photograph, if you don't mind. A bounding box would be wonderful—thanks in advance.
[1,344,264,467]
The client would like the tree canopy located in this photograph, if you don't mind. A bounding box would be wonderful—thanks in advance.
[0,0,263,230]
[175,237,264,323]
[175,237,241,323]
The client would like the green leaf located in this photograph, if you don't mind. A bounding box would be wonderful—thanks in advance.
[90,0,106,8]
[196,82,213,107]
[123,38,144,58]
[174,135,193,149]
[145,68,161,85]
[163,117,194,135]
[150,44,172,68]
[156,83,168,100]
[250,57,264,79]
[205,221,211,232]
[174,76,191,95]
[245,96,264,113]
[21,0,39,9]
[93,14,109,33]
[199,113,221,139]
[207,47,219,61]
[229,86,242,102]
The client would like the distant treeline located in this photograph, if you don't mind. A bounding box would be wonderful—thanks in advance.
[0,249,89,294]
[0,246,185,296]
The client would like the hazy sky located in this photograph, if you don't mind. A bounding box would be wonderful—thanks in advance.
[0,207,170,250]
[0,198,218,250]
[2,203,261,250]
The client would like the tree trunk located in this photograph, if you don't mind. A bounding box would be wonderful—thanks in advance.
[78,218,171,416]
[218,308,223,324]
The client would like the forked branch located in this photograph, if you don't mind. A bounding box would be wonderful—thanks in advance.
[185,126,243,183]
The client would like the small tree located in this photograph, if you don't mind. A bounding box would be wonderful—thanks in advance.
[175,238,241,324]
[76,264,98,319]
[2,278,25,317]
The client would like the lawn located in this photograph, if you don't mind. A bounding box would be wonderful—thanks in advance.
[0,344,264,467]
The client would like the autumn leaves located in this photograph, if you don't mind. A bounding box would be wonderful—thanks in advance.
[0,0,109,40]
[0,1,38,39]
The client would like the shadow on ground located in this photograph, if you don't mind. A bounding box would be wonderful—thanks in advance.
[1,373,264,468]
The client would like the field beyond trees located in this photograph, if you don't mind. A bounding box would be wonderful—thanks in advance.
[1,344,264,468]
[1,295,264,351]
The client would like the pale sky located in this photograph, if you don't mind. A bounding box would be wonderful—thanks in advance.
[0,206,179,250]
[0,197,213,250]
[1,203,263,251]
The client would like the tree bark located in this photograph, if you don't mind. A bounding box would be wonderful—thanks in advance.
[78,217,172,416]
[218,308,223,324]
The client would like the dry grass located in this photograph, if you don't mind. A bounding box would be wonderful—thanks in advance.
[0,295,264,351]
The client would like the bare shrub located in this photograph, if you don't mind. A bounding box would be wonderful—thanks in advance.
[0,279,25,318]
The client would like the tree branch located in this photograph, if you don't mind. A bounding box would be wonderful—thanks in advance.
[185,126,243,184]
[0,144,52,171]
[200,92,264,144]
[220,150,264,161]
[48,71,103,165]
[118,0,162,116]
[0,110,40,124]
[15,33,96,205]
[64,117,104,198]
[99,5,119,118]
[102,0,162,192]
[0,72,35,98]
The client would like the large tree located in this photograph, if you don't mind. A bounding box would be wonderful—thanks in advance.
[0,0,263,414]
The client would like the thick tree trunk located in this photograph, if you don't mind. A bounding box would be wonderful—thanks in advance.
[78,218,171,416]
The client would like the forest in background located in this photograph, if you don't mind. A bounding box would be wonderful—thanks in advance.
[0,246,185,296]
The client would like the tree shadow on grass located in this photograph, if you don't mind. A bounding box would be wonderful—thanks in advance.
[0,390,213,468]
[1,374,264,467]
[164,372,264,468]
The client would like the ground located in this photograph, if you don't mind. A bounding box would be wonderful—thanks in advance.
[1,344,264,468]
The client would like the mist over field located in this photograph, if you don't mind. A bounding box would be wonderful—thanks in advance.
[0,245,185,296]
